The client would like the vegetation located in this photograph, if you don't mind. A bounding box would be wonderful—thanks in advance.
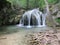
[0,0,60,26]
[7,0,59,9]
[56,18,60,24]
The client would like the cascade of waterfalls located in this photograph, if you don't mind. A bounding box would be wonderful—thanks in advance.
[17,8,46,28]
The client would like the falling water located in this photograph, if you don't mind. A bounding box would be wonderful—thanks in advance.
[17,8,46,28]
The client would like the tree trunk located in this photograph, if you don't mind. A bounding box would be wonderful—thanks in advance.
[26,0,29,10]
[34,0,39,8]
[44,0,57,33]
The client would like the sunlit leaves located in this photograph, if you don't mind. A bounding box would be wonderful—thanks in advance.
[7,0,59,9]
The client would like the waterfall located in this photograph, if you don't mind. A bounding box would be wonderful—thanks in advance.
[17,8,46,28]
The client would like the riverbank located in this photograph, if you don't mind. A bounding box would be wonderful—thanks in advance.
[0,26,60,45]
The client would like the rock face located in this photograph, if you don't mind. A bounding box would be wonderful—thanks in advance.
[51,11,60,26]
[51,5,59,14]
[25,30,60,45]
[56,11,60,18]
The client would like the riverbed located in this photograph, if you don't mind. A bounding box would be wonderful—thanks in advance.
[0,25,57,45]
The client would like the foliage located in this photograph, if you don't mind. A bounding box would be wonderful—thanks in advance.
[55,18,60,24]
[0,0,19,26]
[7,0,27,8]
[7,0,59,9]
[0,8,18,25]
[0,0,60,26]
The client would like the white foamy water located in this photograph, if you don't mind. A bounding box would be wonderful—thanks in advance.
[17,8,47,28]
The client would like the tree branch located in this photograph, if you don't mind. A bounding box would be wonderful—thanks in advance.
[44,0,50,15]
